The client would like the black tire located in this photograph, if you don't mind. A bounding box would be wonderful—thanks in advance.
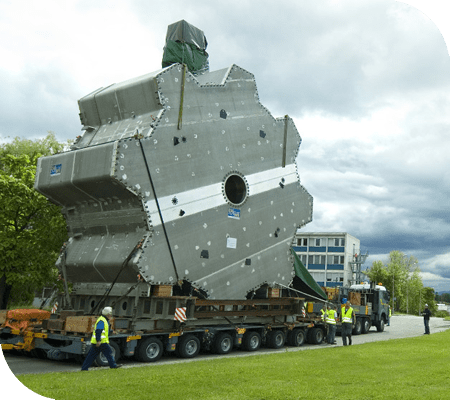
[361,318,371,334]
[94,341,121,367]
[308,327,325,344]
[212,332,233,354]
[266,330,285,349]
[136,337,164,362]
[242,331,261,352]
[376,319,385,332]
[287,329,305,347]
[176,334,200,359]
[352,318,362,335]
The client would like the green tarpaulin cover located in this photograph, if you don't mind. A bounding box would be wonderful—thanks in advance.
[291,248,327,300]
[162,20,209,74]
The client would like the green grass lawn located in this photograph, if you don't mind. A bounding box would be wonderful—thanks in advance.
[18,330,450,400]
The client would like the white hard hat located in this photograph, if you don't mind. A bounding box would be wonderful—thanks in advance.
[102,306,113,315]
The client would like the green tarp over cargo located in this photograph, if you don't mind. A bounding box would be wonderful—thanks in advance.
[291,248,327,300]
[162,20,209,74]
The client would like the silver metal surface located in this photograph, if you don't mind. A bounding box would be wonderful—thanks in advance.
[35,62,313,299]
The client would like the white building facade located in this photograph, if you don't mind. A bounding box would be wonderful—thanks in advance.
[293,232,364,287]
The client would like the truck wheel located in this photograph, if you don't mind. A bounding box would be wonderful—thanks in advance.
[308,327,324,344]
[352,319,362,335]
[362,318,371,334]
[136,337,163,362]
[267,330,285,349]
[176,334,200,359]
[94,341,121,367]
[212,332,233,354]
[242,331,261,352]
[376,320,385,332]
[287,329,305,347]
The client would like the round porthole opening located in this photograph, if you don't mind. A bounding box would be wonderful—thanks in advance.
[224,173,248,206]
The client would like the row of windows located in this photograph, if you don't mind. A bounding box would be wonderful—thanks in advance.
[299,254,345,265]
[297,237,345,247]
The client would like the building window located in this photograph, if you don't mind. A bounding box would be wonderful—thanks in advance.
[296,238,308,246]
[301,255,307,265]
[340,256,344,264]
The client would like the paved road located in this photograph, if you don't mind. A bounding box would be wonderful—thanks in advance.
[3,315,450,376]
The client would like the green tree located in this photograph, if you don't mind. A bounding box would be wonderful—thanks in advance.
[0,134,68,308]
[365,260,389,286]
[365,250,428,314]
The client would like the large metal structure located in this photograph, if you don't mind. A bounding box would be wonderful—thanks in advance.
[34,21,313,307]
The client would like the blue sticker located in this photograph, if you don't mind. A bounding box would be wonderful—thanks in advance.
[50,164,62,176]
[228,207,240,220]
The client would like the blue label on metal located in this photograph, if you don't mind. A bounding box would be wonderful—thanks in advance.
[228,207,240,220]
[50,164,62,176]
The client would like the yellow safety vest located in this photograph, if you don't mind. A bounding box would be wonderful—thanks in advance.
[326,309,336,324]
[320,309,326,321]
[342,307,354,323]
[91,316,109,344]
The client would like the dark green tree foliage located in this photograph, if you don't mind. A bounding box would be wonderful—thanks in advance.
[0,134,68,308]
[365,250,435,315]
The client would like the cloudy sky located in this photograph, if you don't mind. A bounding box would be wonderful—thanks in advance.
[1,0,450,292]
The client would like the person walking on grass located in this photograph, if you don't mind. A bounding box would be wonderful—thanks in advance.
[421,304,432,335]
[81,306,122,371]
[341,301,355,346]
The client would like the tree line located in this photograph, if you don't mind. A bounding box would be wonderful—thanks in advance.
[364,250,436,315]
[0,134,68,308]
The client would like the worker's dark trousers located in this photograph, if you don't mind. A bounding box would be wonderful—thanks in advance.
[342,323,352,346]
[424,318,430,334]
[326,324,336,344]
[81,343,117,370]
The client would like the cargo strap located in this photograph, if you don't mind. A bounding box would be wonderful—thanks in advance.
[177,63,187,130]
[282,115,288,167]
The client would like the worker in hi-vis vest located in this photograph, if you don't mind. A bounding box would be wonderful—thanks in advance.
[81,307,122,371]
[325,305,337,344]
[341,301,355,346]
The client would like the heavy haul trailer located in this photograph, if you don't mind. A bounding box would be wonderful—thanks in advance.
[0,296,327,365]
[0,20,330,364]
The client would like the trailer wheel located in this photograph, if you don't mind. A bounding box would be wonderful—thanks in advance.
[136,337,163,362]
[242,331,261,352]
[287,329,305,347]
[353,319,362,335]
[362,318,371,334]
[94,341,121,367]
[176,334,200,359]
[308,327,324,344]
[376,319,385,332]
[267,330,285,349]
[212,332,233,354]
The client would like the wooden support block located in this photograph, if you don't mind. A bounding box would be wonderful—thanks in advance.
[47,319,65,331]
[65,316,96,333]
[268,288,280,298]
[153,285,173,297]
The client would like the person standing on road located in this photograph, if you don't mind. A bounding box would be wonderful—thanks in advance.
[81,307,122,371]
[341,301,355,346]
[421,304,432,335]
[325,305,337,344]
